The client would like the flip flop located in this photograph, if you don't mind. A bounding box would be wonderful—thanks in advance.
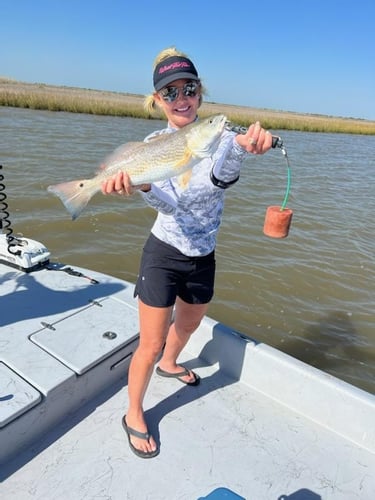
[156,365,200,386]
[122,416,159,459]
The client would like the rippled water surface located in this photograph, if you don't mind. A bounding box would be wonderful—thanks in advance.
[1,106,374,393]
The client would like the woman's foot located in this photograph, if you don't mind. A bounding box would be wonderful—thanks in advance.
[122,414,158,458]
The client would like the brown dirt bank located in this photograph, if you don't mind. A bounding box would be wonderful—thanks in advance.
[1,78,374,135]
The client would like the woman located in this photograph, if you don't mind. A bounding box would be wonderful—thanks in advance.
[102,47,273,458]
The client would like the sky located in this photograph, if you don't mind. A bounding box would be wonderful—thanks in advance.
[1,0,374,120]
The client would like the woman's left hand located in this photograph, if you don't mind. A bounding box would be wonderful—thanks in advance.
[101,171,151,196]
[235,121,273,154]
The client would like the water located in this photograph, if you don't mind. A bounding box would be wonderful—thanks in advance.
[1,106,374,393]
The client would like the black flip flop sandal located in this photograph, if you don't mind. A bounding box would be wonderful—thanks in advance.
[122,416,159,459]
[156,365,200,386]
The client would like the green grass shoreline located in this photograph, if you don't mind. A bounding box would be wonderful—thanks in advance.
[1,78,374,135]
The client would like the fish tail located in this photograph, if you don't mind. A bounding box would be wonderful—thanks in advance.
[47,179,97,220]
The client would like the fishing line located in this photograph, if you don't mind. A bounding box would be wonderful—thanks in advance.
[280,145,291,211]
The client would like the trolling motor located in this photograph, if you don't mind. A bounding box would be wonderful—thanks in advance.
[225,122,293,238]
[0,164,50,272]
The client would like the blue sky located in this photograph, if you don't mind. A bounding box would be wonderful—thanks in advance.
[1,0,374,120]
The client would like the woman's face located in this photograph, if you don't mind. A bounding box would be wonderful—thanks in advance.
[154,79,201,129]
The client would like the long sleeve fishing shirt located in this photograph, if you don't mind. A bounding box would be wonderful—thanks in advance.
[141,126,248,257]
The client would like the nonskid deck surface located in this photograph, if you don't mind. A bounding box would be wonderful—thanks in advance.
[1,345,375,499]
[1,263,374,499]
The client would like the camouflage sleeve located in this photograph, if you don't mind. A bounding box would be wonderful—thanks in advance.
[140,181,177,215]
[211,132,248,185]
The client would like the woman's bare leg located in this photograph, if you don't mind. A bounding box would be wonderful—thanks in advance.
[158,297,209,383]
[125,299,173,454]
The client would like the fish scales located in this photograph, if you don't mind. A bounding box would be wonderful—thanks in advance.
[102,133,191,184]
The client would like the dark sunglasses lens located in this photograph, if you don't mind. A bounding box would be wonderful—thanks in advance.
[162,87,178,102]
[183,82,198,97]
[160,81,199,102]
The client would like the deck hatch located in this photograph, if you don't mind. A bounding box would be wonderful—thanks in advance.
[30,297,139,375]
[0,362,42,427]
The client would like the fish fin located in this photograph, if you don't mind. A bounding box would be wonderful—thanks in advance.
[175,148,192,168]
[177,170,192,190]
[174,149,193,189]
[47,179,96,220]
[145,134,167,143]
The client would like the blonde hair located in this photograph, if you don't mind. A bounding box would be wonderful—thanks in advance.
[144,46,205,116]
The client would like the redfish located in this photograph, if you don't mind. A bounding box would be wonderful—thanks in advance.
[47,114,227,220]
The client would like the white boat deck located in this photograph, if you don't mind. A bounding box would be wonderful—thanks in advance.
[1,258,374,500]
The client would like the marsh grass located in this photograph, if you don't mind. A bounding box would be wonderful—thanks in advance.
[0,80,147,118]
[1,78,374,135]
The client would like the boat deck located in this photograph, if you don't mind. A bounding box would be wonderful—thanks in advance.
[1,261,374,500]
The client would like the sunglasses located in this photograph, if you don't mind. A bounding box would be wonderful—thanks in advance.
[159,81,200,102]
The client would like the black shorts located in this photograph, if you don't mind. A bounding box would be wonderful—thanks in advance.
[134,233,216,308]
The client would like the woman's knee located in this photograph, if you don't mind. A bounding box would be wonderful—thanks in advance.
[174,316,203,337]
[137,338,165,362]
